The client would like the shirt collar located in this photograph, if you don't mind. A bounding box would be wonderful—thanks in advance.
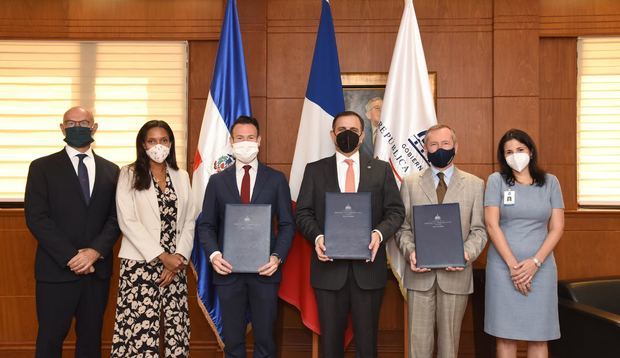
[335,150,360,164]
[65,145,94,159]
[235,158,258,171]
[431,163,455,181]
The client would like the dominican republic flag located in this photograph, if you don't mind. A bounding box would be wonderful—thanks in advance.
[374,0,437,294]
[190,0,251,348]
[278,0,354,346]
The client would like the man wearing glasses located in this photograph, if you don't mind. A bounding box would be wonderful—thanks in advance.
[24,106,120,358]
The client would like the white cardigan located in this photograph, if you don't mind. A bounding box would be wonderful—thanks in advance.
[116,165,196,262]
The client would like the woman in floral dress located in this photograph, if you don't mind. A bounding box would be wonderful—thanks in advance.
[112,120,195,357]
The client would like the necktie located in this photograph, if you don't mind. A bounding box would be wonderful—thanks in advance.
[344,159,355,193]
[436,172,447,204]
[240,165,251,204]
[77,154,90,204]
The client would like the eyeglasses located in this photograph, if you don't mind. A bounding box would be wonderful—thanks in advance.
[64,120,92,128]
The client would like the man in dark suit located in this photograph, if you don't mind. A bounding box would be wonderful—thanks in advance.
[24,106,120,358]
[296,110,405,358]
[198,116,295,358]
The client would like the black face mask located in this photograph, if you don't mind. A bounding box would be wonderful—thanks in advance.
[427,147,455,168]
[335,130,360,153]
[64,127,94,148]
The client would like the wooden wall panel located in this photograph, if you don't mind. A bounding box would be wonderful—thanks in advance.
[539,37,578,210]
[189,42,219,100]
[188,41,218,171]
[437,98,493,164]
[539,99,577,165]
[244,31,268,97]
[493,97,540,144]
[493,30,539,96]
[414,0,492,18]
[539,38,577,99]
[266,33,314,99]
[540,0,620,36]
[337,32,396,73]
[0,0,223,40]
[544,164,578,211]
[424,32,493,98]
[266,98,305,164]
[555,230,620,280]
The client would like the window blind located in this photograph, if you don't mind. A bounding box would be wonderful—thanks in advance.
[0,41,187,201]
[577,37,620,206]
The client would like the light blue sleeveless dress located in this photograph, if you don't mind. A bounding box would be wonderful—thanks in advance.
[484,172,564,341]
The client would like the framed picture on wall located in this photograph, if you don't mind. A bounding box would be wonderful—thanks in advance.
[341,72,437,157]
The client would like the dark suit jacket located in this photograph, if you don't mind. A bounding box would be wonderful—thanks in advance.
[296,153,405,291]
[197,162,295,285]
[24,149,120,282]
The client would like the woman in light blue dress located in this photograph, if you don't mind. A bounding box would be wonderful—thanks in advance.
[484,129,564,358]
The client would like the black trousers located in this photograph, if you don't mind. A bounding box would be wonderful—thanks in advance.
[314,265,384,358]
[216,274,279,358]
[35,276,110,358]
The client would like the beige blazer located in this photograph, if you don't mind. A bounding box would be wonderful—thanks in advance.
[395,166,487,294]
[116,165,196,262]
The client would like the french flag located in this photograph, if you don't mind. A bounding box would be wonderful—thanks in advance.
[278,0,353,346]
[190,0,251,347]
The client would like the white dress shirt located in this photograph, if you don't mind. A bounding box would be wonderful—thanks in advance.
[65,146,96,194]
[235,158,258,198]
[335,151,360,192]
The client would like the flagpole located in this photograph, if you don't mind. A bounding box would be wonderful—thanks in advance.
[404,301,409,357]
[312,332,319,358]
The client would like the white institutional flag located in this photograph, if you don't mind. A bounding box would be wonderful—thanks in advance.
[374,0,438,293]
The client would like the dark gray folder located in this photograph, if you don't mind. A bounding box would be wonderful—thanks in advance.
[324,192,372,260]
[412,203,465,268]
[223,204,271,273]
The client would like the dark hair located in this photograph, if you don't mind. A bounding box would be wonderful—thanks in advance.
[231,115,260,135]
[497,128,546,187]
[132,120,179,190]
[332,110,365,131]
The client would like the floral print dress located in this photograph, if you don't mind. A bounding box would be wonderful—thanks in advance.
[111,170,190,357]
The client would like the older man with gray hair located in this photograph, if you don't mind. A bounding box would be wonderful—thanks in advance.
[395,124,487,358]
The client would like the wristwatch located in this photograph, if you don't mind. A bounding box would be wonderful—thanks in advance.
[532,257,542,267]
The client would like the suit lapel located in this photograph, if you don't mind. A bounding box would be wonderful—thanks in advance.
[89,153,103,205]
[146,181,159,218]
[358,153,372,192]
[443,167,464,204]
[251,163,268,203]
[58,150,89,207]
[169,169,184,221]
[223,166,242,203]
[324,155,340,193]
[419,168,437,204]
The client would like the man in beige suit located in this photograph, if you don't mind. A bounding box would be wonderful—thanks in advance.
[395,124,487,358]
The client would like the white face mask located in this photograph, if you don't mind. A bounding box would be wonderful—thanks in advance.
[506,152,530,172]
[232,141,259,164]
[146,144,170,164]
